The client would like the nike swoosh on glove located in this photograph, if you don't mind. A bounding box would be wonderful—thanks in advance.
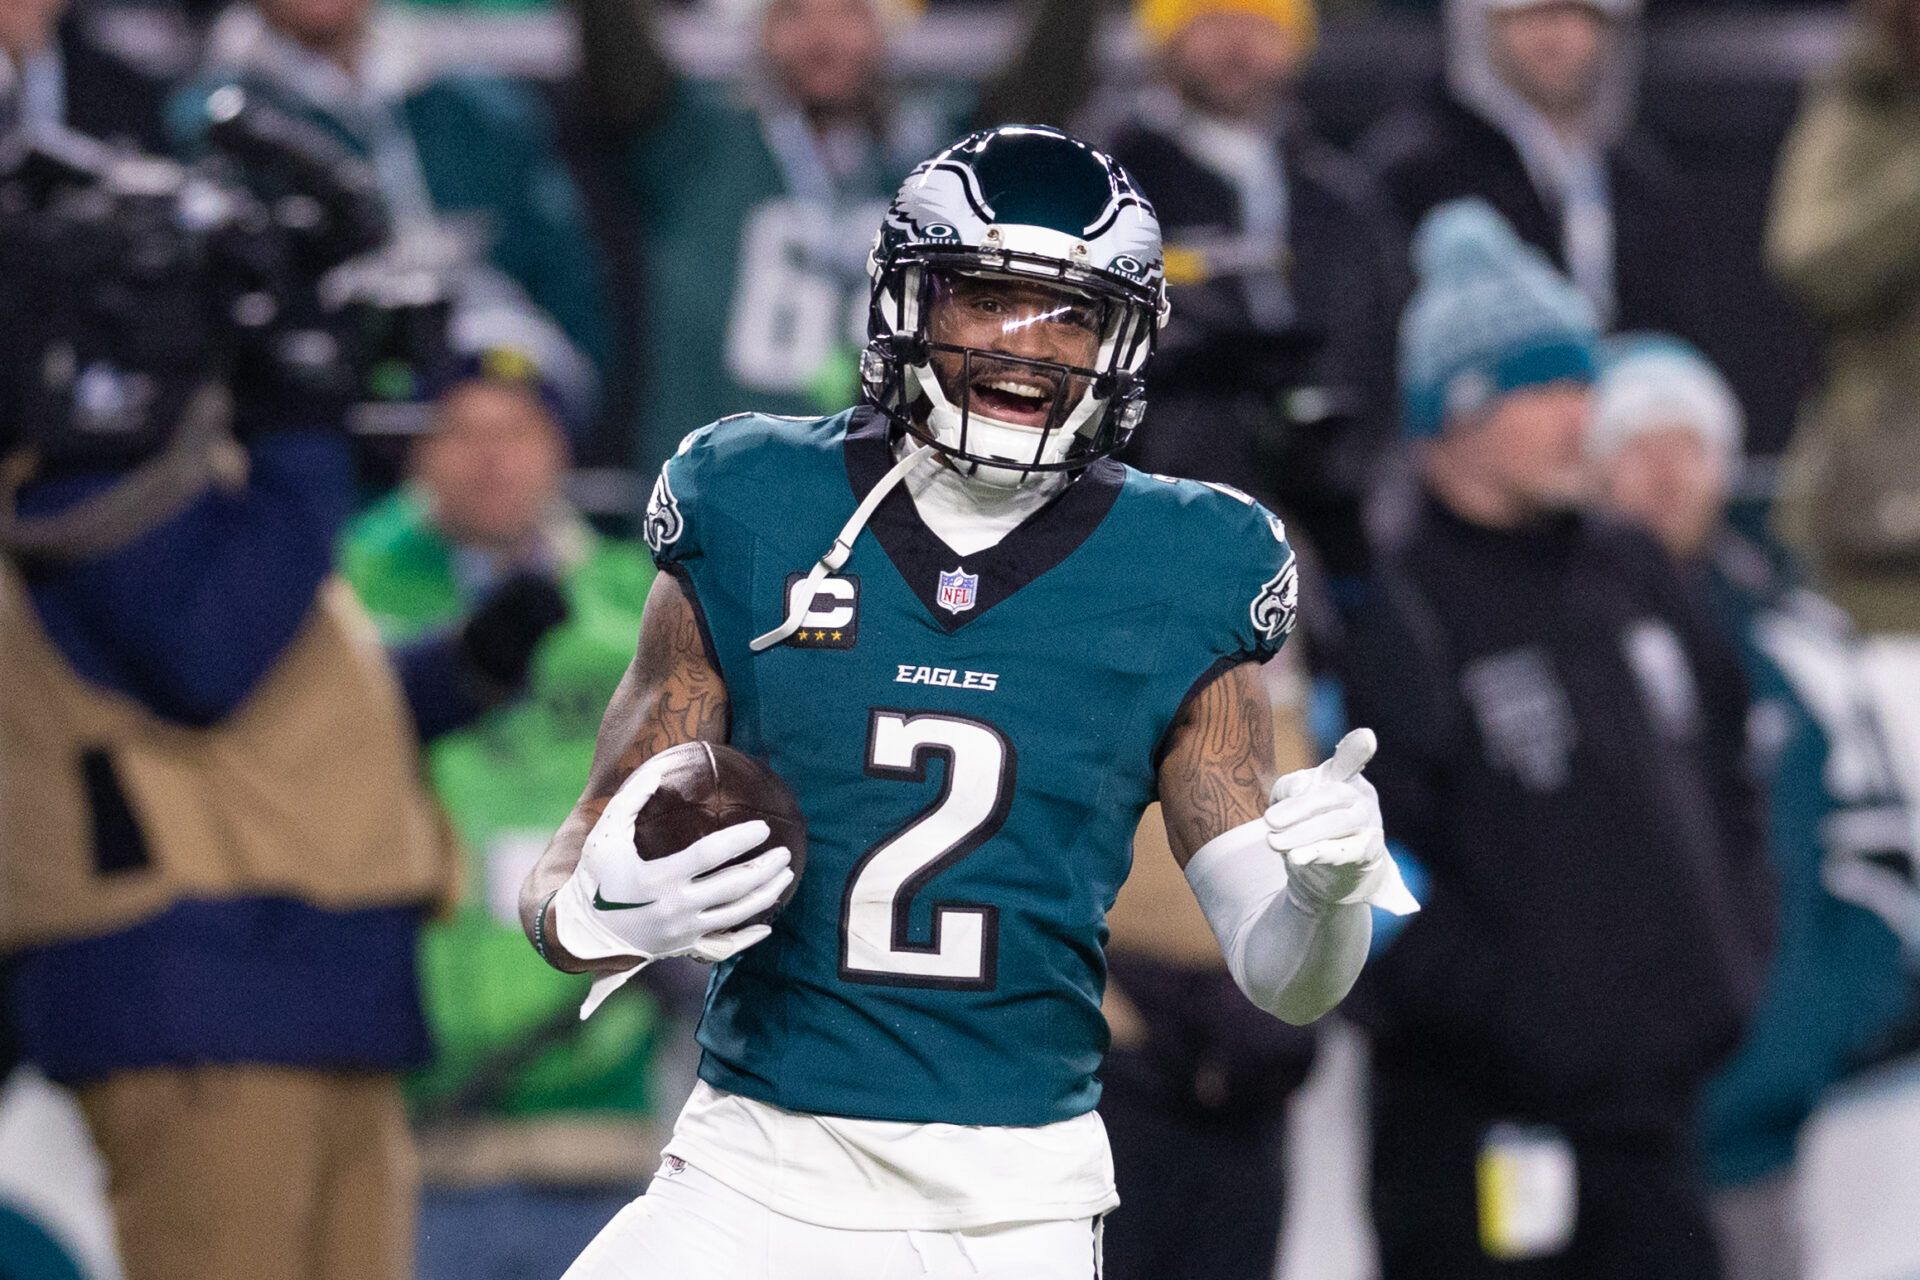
[1265,728,1419,916]
[553,753,794,1017]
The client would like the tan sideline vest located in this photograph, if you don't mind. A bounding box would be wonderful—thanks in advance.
[0,565,459,951]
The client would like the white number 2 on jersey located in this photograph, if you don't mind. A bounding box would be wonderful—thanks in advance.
[839,711,1013,990]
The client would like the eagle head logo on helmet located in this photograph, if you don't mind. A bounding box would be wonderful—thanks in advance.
[861,125,1170,489]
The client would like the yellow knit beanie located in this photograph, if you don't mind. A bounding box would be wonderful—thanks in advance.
[1137,0,1318,52]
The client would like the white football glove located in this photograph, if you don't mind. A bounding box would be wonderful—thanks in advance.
[553,758,795,973]
[1265,728,1417,915]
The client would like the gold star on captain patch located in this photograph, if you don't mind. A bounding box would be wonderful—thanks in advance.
[795,630,811,642]
[832,631,843,642]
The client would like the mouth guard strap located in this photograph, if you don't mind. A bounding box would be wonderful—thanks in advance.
[749,442,938,653]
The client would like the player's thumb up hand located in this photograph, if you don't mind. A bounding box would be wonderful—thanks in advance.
[1270,728,1376,804]
[1266,729,1418,916]
[1265,728,1378,849]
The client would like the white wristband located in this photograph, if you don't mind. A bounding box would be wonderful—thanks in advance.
[1182,818,1372,1024]
[1184,818,1291,954]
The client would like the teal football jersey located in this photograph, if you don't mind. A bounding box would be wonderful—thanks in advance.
[645,408,1296,1126]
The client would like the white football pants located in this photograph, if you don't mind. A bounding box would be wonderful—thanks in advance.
[562,1160,1103,1280]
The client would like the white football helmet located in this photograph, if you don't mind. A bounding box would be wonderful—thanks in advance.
[862,125,1170,488]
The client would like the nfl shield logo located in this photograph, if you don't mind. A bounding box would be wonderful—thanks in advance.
[936,567,979,615]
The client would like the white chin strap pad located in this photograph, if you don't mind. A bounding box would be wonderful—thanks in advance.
[909,363,1102,489]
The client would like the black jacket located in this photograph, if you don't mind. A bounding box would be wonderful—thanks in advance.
[1361,93,1698,343]
[1344,494,1775,1136]
[1100,951,1318,1123]
[58,14,172,153]
[1110,115,1407,583]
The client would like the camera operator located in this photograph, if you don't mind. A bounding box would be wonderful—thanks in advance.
[1105,0,1406,599]
[0,113,456,1280]
[173,0,612,382]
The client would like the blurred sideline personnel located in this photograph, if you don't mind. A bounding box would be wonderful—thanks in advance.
[1107,0,1404,594]
[0,0,174,1150]
[0,0,169,149]
[1099,654,1321,1280]
[1362,0,1695,343]
[1767,0,1920,636]
[1590,336,1920,1280]
[341,317,663,1280]
[572,0,1105,473]
[1344,202,1773,1280]
[172,0,613,377]
[520,127,1415,1277]
[0,143,455,1280]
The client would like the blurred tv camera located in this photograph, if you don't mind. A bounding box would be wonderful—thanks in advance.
[0,87,454,556]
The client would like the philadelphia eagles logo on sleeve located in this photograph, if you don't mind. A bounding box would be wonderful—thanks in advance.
[645,465,684,554]
[1251,554,1299,645]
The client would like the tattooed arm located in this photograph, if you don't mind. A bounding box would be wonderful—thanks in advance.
[1157,661,1278,866]
[1156,660,1379,1024]
[519,571,728,975]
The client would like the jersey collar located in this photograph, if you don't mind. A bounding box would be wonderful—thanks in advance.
[844,407,1123,632]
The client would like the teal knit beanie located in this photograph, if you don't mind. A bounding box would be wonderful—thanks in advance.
[1400,199,1600,438]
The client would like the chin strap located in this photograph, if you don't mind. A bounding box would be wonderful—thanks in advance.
[749,441,938,653]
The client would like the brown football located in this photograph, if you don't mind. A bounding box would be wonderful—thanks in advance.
[631,741,807,927]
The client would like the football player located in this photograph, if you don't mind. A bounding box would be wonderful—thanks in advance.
[520,125,1414,1278]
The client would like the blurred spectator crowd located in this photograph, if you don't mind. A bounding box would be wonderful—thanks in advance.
[3,0,1920,1277]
